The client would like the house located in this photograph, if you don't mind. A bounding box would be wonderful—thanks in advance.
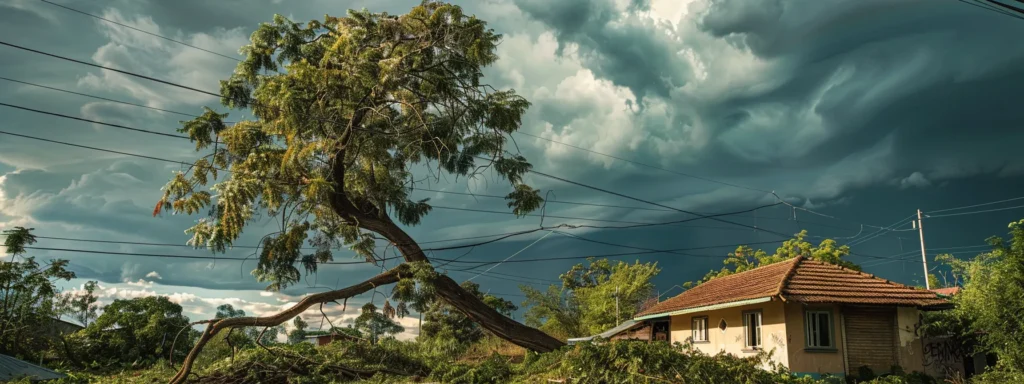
[631,256,951,380]
[0,353,66,382]
[301,332,365,346]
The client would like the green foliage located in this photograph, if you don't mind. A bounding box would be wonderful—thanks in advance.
[519,340,792,384]
[521,258,659,338]
[288,315,309,344]
[688,230,857,287]
[946,219,1024,374]
[38,339,945,384]
[420,281,517,347]
[156,1,542,293]
[354,302,405,343]
[0,227,76,360]
[76,296,196,365]
[64,280,100,327]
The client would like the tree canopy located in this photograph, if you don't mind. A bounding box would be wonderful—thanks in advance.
[154,3,562,370]
[687,230,857,287]
[78,296,196,364]
[521,258,660,338]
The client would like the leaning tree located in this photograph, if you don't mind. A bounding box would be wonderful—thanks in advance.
[155,2,563,382]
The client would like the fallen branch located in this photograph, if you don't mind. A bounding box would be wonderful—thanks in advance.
[168,264,408,384]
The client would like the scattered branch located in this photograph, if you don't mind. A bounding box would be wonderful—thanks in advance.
[168,265,408,384]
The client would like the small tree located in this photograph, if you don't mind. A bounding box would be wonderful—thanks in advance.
[521,258,660,338]
[79,296,195,364]
[354,302,405,343]
[288,316,308,344]
[0,227,76,359]
[63,280,100,327]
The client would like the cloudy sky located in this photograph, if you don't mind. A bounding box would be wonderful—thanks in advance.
[2,0,1024,339]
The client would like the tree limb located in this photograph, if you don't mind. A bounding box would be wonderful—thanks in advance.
[168,264,408,384]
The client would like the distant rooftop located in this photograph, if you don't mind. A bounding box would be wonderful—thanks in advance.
[0,353,66,382]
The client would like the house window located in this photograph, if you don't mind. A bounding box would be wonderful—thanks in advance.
[743,311,762,349]
[691,316,708,342]
[805,310,834,349]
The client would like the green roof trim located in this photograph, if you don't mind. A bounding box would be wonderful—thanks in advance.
[633,296,774,321]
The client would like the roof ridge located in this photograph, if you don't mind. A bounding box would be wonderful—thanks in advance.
[802,259,928,291]
[774,256,804,298]
[681,257,790,288]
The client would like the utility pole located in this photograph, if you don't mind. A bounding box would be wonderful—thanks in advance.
[615,286,620,326]
[916,209,931,290]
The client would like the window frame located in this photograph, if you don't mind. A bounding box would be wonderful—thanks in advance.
[742,310,763,350]
[691,316,709,343]
[803,308,836,350]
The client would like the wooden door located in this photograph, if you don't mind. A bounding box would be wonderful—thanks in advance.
[844,306,897,376]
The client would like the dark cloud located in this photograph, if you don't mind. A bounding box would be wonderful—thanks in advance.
[514,0,690,99]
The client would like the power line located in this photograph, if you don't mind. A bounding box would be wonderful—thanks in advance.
[0,40,221,97]
[416,187,888,237]
[927,195,1024,214]
[460,269,559,284]
[0,76,205,119]
[925,204,1024,218]
[0,129,192,165]
[432,205,756,231]
[844,214,917,247]
[0,102,190,139]
[22,246,394,265]
[0,129,798,246]
[465,231,554,282]
[39,0,244,62]
[417,187,671,212]
[859,249,993,269]
[955,0,1024,20]
[437,239,795,267]
[516,131,770,194]
[522,165,797,240]
[516,133,905,233]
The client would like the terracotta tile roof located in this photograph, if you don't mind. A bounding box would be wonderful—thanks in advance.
[931,287,961,297]
[636,256,949,318]
[636,258,801,318]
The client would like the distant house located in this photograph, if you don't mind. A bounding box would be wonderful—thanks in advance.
[625,256,951,380]
[301,332,365,346]
[48,318,84,338]
[930,287,961,298]
[0,353,66,382]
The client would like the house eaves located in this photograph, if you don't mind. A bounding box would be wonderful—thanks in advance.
[634,296,774,321]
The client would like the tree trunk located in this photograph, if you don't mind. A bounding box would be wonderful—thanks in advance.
[335,198,564,352]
